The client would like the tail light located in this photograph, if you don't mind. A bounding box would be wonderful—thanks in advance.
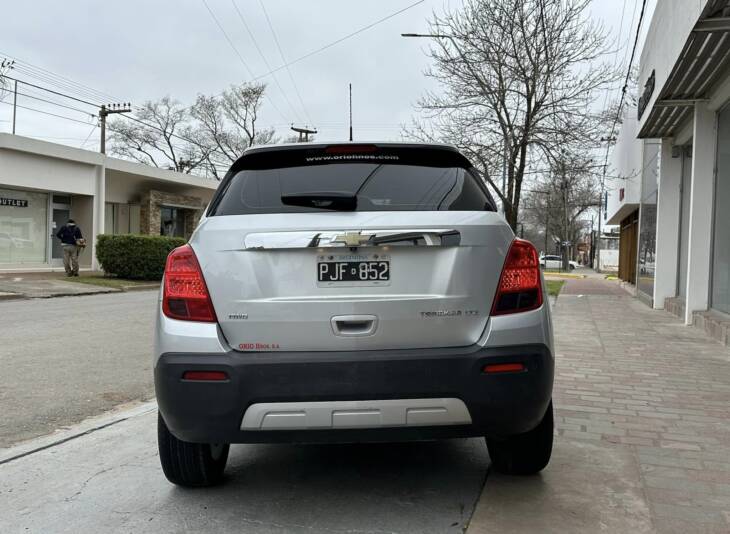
[162,244,217,322]
[491,238,543,316]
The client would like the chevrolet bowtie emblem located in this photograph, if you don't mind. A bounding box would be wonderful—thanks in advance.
[333,231,375,247]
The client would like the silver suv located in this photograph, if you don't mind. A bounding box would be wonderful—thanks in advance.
[154,143,554,486]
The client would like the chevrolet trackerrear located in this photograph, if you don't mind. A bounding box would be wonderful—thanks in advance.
[154,142,554,486]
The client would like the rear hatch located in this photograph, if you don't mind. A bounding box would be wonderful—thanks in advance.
[194,143,513,352]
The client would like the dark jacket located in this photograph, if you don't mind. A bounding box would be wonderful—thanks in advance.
[56,225,82,246]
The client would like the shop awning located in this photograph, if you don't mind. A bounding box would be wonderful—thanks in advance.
[638,0,730,138]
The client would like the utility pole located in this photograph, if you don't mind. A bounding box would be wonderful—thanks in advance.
[596,136,616,272]
[99,103,131,154]
[349,83,353,142]
[1,59,16,133]
[560,155,570,272]
[12,80,17,134]
[290,125,317,142]
[544,192,550,256]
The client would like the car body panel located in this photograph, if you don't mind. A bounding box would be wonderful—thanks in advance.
[191,210,513,352]
[154,141,554,443]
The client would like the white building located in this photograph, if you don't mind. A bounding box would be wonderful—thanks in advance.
[606,0,730,344]
[0,133,217,272]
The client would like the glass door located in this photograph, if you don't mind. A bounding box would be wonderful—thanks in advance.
[677,145,692,298]
[51,207,70,265]
[711,108,730,314]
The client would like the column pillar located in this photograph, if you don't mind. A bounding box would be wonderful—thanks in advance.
[684,102,716,324]
[91,163,106,271]
[653,138,682,309]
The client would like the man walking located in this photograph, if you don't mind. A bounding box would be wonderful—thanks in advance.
[56,219,84,277]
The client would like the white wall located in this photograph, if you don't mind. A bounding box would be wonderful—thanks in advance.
[606,113,643,224]
[599,250,619,272]
[0,150,96,196]
[637,0,706,134]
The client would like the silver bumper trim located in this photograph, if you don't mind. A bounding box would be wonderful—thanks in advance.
[240,398,472,431]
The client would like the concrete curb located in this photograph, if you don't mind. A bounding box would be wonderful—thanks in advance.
[0,400,157,465]
[0,292,24,301]
[120,284,159,292]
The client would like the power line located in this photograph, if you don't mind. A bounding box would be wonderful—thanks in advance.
[600,0,630,112]
[80,124,98,149]
[1,74,99,107]
[0,100,98,127]
[229,0,304,124]
[0,52,124,103]
[12,89,96,116]
[200,0,290,123]
[605,0,648,164]
[249,0,425,82]
[256,0,313,126]
[11,64,109,106]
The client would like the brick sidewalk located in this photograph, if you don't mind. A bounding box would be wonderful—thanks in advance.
[553,289,730,532]
[468,279,730,533]
[560,276,629,295]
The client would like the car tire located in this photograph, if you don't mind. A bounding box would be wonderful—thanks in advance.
[157,412,229,487]
[569,264,575,271]
[486,400,553,475]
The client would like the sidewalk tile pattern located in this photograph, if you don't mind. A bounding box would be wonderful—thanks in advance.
[553,286,730,533]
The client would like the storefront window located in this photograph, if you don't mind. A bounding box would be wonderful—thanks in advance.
[711,108,730,314]
[160,206,185,237]
[0,188,48,264]
[637,142,660,300]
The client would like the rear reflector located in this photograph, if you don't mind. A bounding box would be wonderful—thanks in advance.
[182,370,228,381]
[491,238,543,316]
[483,363,526,374]
[162,244,217,323]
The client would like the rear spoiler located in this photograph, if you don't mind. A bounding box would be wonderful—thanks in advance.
[228,143,474,173]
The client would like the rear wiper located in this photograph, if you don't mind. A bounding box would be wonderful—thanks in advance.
[281,192,357,211]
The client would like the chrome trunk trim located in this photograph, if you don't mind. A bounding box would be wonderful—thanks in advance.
[243,229,460,250]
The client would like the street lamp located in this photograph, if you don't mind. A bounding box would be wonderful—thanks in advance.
[401,32,509,212]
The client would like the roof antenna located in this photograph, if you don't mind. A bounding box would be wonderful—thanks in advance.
[349,83,353,142]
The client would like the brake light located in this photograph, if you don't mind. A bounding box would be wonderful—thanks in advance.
[324,144,378,154]
[162,244,217,322]
[491,238,543,316]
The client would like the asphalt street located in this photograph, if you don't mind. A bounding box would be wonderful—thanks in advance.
[2,279,726,532]
[0,405,488,534]
[0,291,157,447]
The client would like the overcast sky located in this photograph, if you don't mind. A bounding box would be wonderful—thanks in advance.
[0,0,656,152]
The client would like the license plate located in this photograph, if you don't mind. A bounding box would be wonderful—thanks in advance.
[318,260,390,284]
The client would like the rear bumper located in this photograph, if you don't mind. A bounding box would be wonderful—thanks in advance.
[155,343,554,444]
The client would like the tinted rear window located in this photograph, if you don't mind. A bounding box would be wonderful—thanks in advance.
[211,163,494,215]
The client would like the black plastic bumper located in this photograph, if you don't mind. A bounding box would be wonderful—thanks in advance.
[155,343,554,444]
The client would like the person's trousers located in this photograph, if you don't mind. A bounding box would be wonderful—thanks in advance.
[62,245,80,275]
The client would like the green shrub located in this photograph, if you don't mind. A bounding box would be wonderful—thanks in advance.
[96,234,186,280]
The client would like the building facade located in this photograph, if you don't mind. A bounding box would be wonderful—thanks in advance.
[606,0,730,344]
[0,134,217,271]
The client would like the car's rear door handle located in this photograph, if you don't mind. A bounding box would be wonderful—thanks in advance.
[330,315,378,337]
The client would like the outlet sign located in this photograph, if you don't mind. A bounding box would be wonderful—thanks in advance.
[0,197,28,208]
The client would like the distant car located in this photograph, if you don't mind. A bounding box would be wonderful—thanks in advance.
[540,255,579,270]
[154,142,555,487]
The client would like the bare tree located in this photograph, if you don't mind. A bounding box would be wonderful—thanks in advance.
[190,82,277,179]
[407,0,617,230]
[109,97,212,173]
[521,150,599,263]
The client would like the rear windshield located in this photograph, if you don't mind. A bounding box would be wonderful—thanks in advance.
[210,163,495,215]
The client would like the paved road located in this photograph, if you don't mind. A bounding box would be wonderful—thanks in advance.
[2,278,729,532]
[0,404,488,533]
[0,291,157,447]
